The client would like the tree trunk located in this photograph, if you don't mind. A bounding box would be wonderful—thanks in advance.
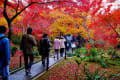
[8,21,12,40]
[88,30,94,47]
[83,16,94,47]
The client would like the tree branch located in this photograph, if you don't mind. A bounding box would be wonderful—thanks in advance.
[16,0,20,14]
[26,8,37,27]
[0,0,16,9]
[10,0,74,21]
[3,0,10,22]
[106,20,120,37]
[82,15,95,47]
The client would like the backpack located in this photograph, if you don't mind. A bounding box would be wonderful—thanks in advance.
[0,36,5,60]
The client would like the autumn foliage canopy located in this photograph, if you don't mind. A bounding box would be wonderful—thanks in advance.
[0,0,120,48]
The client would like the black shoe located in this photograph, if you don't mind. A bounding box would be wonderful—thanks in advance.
[43,64,45,67]
[46,67,49,71]
[25,70,31,76]
[42,62,45,67]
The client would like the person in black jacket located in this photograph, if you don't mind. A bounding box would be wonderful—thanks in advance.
[76,33,82,48]
[38,33,51,71]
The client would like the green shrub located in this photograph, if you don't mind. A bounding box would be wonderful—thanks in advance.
[100,62,108,68]
[108,49,116,55]
[67,53,74,57]
[116,43,120,48]
[34,50,39,57]
[98,48,104,55]
[74,48,81,53]
[50,50,55,54]
[11,46,18,56]
[89,48,98,57]
[75,58,119,80]
[106,60,120,66]
[12,35,21,45]
[74,47,88,57]
[95,57,103,63]
[74,48,81,57]
[33,47,40,57]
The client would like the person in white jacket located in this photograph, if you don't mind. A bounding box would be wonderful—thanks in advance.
[60,36,66,57]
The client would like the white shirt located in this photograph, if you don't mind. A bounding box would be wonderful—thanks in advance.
[60,38,66,48]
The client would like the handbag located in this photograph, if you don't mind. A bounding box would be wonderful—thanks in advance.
[71,43,76,48]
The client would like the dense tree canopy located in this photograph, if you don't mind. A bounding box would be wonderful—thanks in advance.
[0,0,120,48]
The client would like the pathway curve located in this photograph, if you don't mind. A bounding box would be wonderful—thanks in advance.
[10,56,64,80]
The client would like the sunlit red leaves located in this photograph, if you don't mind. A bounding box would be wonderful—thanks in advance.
[104,4,113,13]
[85,53,89,56]
[14,50,23,56]
[89,7,120,48]
[38,58,120,80]
[9,56,24,71]
[107,0,116,3]
[85,42,92,49]
[12,26,22,35]
[92,25,119,48]
[0,0,4,6]
[1,0,119,46]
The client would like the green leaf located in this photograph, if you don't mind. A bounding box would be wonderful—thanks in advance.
[75,60,81,65]
[95,76,101,79]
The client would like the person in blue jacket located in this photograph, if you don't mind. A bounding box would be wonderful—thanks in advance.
[0,25,10,80]
[66,34,72,52]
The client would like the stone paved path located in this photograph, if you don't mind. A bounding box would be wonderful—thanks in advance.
[10,56,64,80]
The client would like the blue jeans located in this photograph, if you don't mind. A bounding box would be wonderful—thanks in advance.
[24,54,34,72]
[42,54,49,71]
[0,65,9,80]
[55,49,59,59]
[66,42,71,51]
[60,48,64,57]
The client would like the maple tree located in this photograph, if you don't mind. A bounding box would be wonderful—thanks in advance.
[48,9,94,40]
[87,7,120,48]
[0,0,76,40]
[47,0,104,47]
[0,0,119,49]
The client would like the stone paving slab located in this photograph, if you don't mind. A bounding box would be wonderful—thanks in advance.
[10,57,63,80]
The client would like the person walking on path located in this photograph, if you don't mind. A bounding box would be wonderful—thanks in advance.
[71,35,76,52]
[38,33,51,71]
[60,36,66,57]
[20,27,37,75]
[66,34,72,52]
[76,33,82,48]
[0,25,10,80]
[53,36,60,60]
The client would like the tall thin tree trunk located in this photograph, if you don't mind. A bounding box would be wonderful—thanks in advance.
[83,16,94,47]
[88,30,94,47]
[8,21,12,40]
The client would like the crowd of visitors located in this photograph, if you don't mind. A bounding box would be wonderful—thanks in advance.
[0,26,85,79]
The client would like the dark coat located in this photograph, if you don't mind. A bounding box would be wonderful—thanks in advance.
[21,34,37,55]
[38,37,51,56]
